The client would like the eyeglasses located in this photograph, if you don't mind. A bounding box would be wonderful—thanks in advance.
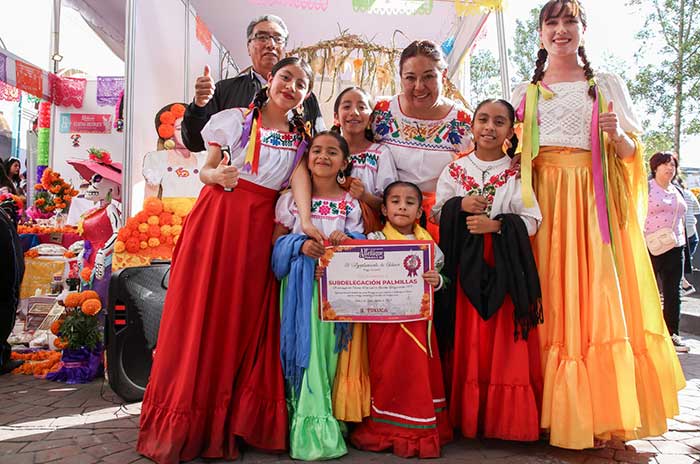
[249,32,287,45]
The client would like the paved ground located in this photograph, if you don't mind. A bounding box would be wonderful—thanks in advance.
[1,332,700,464]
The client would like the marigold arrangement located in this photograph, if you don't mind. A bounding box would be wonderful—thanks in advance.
[114,197,188,264]
[31,168,79,216]
[54,291,103,350]
[17,224,79,235]
[11,350,62,377]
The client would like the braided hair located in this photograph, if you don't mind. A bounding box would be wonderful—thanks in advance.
[532,0,595,99]
[332,87,375,142]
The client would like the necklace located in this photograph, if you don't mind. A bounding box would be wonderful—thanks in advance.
[465,154,495,194]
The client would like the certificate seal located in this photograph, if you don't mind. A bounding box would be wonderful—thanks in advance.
[403,254,421,277]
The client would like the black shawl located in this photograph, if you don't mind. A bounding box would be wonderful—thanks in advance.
[435,196,543,352]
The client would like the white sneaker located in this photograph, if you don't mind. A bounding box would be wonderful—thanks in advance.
[672,334,690,353]
[682,285,696,296]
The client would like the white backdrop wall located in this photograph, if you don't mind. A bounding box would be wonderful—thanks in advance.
[52,80,125,188]
[127,0,225,216]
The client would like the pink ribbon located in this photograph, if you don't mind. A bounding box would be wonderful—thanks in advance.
[590,86,611,244]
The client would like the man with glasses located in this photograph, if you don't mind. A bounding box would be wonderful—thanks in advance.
[182,15,324,152]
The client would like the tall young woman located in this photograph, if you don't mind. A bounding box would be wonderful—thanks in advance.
[511,0,685,450]
[137,57,317,463]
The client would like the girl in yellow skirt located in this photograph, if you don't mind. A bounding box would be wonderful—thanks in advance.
[511,0,685,450]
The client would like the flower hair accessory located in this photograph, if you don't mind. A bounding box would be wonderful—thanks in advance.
[157,103,186,149]
[87,148,113,165]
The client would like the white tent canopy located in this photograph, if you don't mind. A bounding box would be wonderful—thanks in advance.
[62,0,506,216]
[66,0,488,80]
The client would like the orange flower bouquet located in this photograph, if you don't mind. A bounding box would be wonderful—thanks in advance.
[43,291,104,383]
[57,291,103,350]
[29,168,79,219]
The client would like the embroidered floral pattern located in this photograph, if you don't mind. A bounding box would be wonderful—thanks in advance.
[350,151,379,170]
[311,198,354,218]
[448,162,519,214]
[372,103,470,150]
[261,130,300,149]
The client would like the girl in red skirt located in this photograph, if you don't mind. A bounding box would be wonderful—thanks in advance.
[351,181,452,458]
[137,57,319,463]
[433,99,544,441]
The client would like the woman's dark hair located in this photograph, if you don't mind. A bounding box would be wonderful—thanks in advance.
[331,86,375,142]
[399,40,447,75]
[4,157,21,182]
[472,99,519,158]
[251,56,313,148]
[310,131,353,177]
[532,0,595,99]
[0,162,17,195]
[382,180,424,206]
[649,151,679,179]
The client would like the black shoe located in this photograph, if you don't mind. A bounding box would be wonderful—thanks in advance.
[672,334,690,353]
[0,359,24,375]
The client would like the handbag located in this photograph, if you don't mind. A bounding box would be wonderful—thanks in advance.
[645,194,681,256]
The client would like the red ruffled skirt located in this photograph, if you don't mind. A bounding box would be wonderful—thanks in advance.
[448,234,543,441]
[137,181,287,463]
[351,321,452,458]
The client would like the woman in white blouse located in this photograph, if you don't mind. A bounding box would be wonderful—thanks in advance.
[371,40,473,240]
[511,0,684,451]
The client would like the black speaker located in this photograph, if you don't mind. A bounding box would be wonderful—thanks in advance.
[105,262,170,402]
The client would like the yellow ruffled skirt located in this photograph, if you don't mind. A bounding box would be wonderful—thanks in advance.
[332,323,370,422]
[532,147,685,450]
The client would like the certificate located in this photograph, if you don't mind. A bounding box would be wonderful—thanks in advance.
[318,240,434,323]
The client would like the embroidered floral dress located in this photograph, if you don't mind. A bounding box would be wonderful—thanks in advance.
[275,190,363,460]
[372,96,473,239]
[433,154,544,441]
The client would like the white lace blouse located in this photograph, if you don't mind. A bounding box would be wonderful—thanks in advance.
[511,72,642,151]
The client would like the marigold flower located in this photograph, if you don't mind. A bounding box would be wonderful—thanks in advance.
[81,298,102,316]
[63,292,82,308]
[160,225,172,236]
[140,241,148,249]
[148,237,160,247]
[115,241,126,253]
[54,338,67,350]
[171,225,182,236]
[139,233,148,241]
[171,215,182,225]
[50,320,62,335]
[80,267,93,282]
[126,238,140,253]
[147,215,160,225]
[170,104,186,118]
[117,229,130,241]
[136,211,149,223]
[138,223,149,233]
[144,197,164,216]
[159,212,173,225]
[79,290,100,304]
[148,224,161,237]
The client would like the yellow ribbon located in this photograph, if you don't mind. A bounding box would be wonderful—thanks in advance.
[520,82,554,208]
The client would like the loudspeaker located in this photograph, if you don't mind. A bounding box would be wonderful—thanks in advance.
[105,262,170,402]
